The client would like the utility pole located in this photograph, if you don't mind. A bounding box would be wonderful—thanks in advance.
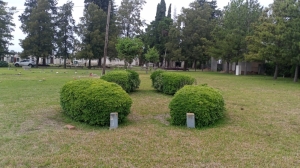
[102,0,111,75]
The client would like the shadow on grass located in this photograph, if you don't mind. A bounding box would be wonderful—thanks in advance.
[164,111,231,131]
[129,88,173,98]
[56,109,138,131]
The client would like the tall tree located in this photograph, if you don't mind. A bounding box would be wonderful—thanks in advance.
[0,1,15,58]
[176,0,218,70]
[20,0,55,66]
[144,46,159,73]
[165,22,184,66]
[84,0,119,64]
[117,0,146,37]
[167,4,172,18]
[209,0,261,74]
[19,0,57,33]
[246,5,287,79]
[277,0,300,82]
[56,1,76,69]
[144,0,172,66]
[155,0,166,22]
[84,0,115,14]
[116,37,143,66]
[76,3,107,69]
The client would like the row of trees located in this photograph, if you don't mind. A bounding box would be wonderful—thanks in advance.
[246,0,300,82]
[3,0,300,81]
[17,0,146,69]
[153,0,300,82]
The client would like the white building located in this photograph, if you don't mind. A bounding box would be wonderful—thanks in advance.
[2,54,139,67]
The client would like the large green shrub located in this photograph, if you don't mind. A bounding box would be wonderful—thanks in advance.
[150,71,195,95]
[60,79,132,126]
[101,70,140,92]
[150,70,164,87]
[126,69,141,91]
[101,71,131,92]
[0,61,8,67]
[169,85,225,128]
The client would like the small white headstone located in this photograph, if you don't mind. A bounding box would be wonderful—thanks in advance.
[110,113,118,129]
[187,113,195,128]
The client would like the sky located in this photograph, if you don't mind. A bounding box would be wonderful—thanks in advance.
[7,0,273,52]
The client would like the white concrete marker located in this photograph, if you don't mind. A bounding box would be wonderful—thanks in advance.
[110,113,118,129]
[187,113,195,128]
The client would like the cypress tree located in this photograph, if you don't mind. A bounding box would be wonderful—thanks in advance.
[167,4,172,18]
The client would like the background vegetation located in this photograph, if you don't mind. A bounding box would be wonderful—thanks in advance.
[1,0,299,82]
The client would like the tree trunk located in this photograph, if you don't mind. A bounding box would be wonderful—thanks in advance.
[244,61,247,75]
[98,58,102,68]
[43,58,46,65]
[64,42,67,69]
[102,1,111,75]
[201,62,204,72]
[192,60,195,69]
[226,61,230,74]
[184,61,188,71]
[64,54,66,69]
[194,60,197,71]
[88,58,91,69]
[274,64,278,80]
[235,62,238,75]
[294,63,299,82]
[36,57,39,68]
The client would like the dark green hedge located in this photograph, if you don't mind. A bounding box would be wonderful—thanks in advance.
[60,79,132,126]
[126,69,141,92]
[150,71,195,95]
[101,70,140,92]
[0,61,8,67]
[169,85,225,128]
[150,70,164,86]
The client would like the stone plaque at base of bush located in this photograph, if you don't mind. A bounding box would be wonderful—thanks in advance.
[60,79,132,126]
[169,85,225,128]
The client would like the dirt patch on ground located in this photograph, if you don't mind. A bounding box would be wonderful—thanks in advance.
[18,108,65,134]
[154,113,170,125]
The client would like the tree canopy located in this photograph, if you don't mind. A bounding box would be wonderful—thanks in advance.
[0,1,15,57]
[116,37,144,65]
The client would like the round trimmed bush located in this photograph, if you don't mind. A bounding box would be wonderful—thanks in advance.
[126,69,141,91]
[101,70,140,92]
[150,70,164,87]
[60,79,132,126]
[0,61,8,67]
[150,71,195,95]
[169,85,225,128]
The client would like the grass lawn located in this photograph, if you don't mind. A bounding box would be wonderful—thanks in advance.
[0,67,300,167]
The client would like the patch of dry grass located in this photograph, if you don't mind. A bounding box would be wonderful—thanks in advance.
[0,68,300,167]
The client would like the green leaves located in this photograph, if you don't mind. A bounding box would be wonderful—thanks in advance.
[20,0,55,61]
[0,61,8,67]
[209,0,262,66]
[169,85,225,128]
[145,47,159,63]
[0,1,15,57]
[56,1,76,69]
[76,3,107,64]
[150,71,196,95]
[60,79,132,126]
[117,0,146,37]
[101,70,141,92]
[116,37,144,65]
